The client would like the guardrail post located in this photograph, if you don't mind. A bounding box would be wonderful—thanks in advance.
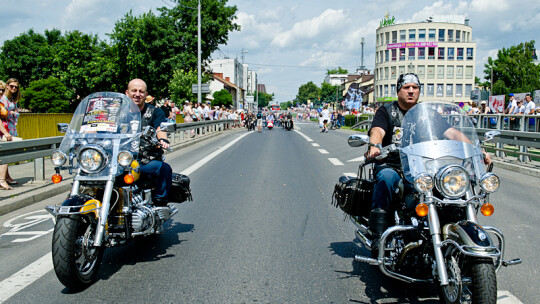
[34,158,45,181]
[495,114,504,158]
[519,116,529,162]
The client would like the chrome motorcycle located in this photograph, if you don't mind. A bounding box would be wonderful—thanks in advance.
[332,101,520,303]
[45,92,192,290]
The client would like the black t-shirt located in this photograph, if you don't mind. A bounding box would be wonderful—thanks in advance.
[160,105,171,119]
[370,101,408,148]
[142,104,167,129]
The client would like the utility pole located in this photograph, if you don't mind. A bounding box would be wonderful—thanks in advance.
[197,0,202,105]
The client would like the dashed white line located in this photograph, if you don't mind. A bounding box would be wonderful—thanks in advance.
[318,149,329,154]
[328,158,344,166]
[343,172,358,177]
[293,130,313,142]
[311,143,320,147]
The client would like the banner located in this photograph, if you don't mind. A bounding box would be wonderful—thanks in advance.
[387,42,438,49]
[488,95,504,113]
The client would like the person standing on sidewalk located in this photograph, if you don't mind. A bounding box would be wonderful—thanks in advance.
[321,105,330,133]
[0,78,21,188]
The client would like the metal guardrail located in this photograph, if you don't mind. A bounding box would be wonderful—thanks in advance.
[0,119,240,180]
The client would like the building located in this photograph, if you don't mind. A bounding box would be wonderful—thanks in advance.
[374,15,476,103]
[209,58,258,110]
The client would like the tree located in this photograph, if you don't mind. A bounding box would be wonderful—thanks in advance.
[256,91,274,108]
[280,101,292,110]
[320,82,340,104]
[109,0,240,99]
[212,89,232,107]
[482,40,540,96]
[295,81,320,105]
[326,67,348,75]
[168,69,211,104]
[21,76,72,113]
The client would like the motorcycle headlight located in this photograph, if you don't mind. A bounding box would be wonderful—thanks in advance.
[414,173,433,193]
[51,150,67,166]
[435,165,470,198]
[78,145,107,173]
[479,173,500,193]
[118,151,133,167]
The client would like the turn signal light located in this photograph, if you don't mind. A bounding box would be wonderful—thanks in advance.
[416,203,429,217]
[123,173,135,184]
[51,174,62,184]
[481,203,494,216]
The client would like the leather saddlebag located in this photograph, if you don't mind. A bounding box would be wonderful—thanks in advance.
[170,173,193,203]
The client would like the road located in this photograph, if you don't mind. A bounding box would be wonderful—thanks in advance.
[0,122,535,303]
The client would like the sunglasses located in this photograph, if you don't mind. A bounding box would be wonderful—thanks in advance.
[0,89,4,92]
[9,84,19,89]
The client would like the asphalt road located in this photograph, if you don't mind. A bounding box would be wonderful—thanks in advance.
[0,122,535,303]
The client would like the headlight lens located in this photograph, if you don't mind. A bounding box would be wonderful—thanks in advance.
[435,165,470,198]
[414,173,433,193]
[78,145,107,173]
[479,173,500,193]
[118,151,133,167]
[51,151,67,166]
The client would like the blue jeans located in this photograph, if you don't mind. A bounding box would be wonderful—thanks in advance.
[372,167,401,210]
[140,160,172,201]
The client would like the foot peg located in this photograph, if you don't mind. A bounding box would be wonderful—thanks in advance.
[354,255,381,265]
[502,258,522,267]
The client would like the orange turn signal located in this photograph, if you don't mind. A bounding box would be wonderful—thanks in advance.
[416,203,429,217]
[123,173,135,184]
[51,174,62,184]
[481,203,494,216]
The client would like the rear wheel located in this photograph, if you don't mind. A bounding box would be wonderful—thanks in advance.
[52,216,103,290]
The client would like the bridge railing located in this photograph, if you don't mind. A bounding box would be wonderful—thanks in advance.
[0,119,240,181]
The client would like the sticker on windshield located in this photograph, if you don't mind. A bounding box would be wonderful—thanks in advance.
[80,97,123,133]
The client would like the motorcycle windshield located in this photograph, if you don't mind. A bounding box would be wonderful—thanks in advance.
[399,101,485,183]
[58,92,141,176]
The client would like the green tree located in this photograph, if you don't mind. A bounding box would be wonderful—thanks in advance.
[21,76,72,113]
[168,69,211,104]
[256,91,274,108]
[280,101,292,110]
[320,82,340,104]
[295,81,320,105]
[482,40,540,95]
[212,89,232,107]
[326,67,348,75]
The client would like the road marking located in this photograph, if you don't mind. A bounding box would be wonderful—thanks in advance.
[328,158,344,166]
[343,172,358,177]
[1,210,54,243]
[318,149,329,154]
[497,291,524,304]
[0,252,52,303]
[294,130,313,142]
[181,132,251,176]
[311,143,320,147]
[347,156,366,162]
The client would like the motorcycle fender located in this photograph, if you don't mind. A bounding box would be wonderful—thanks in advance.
[442,221,493,249]
[57,195,102,218]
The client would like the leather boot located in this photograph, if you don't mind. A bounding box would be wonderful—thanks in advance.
[369,208,389,258]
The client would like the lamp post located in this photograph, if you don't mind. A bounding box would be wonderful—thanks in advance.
[197,0,202,105]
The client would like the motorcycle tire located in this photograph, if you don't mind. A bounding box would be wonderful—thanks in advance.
[439,257,497,304]
[52,216,104,291]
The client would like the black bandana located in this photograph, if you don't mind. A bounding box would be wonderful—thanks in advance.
[397,73,421,92]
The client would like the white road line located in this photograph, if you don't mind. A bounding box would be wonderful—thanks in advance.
[497,291,524,304]
[181,132,251,176]
[343,172,358,177]
[0,252,52,303]
[0,133,251,303]
[318,149,329,154]
[328,158,344,166]
[347,156,366,162]
[293,130,313,142]
[311,143,320,147]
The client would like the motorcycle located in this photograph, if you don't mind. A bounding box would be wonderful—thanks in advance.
[246,117,255,131]
[45,92,192,290]
[284,117,293,131]
[267,119,274,129]
[332,101,520,303]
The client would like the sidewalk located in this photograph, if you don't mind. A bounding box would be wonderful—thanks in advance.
[1,128,540,216]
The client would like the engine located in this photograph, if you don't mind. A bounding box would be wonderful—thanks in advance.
[131,206,154,232]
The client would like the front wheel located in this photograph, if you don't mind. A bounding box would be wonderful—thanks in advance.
[52,216,103,290]
[440,257,497,304]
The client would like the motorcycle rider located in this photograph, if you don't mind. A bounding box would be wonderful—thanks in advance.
[125,78,172,207]
[366,73,492,256]
[286,112,294,130]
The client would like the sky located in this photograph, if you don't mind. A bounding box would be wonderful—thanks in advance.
[0,0,539,103]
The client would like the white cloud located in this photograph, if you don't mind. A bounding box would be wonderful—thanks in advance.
[271,9,347,48]
[471,0,509,12]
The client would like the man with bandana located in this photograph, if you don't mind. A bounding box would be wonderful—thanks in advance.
[366,73,491,257]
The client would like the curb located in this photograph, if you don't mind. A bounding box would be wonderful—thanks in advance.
[0,128,245,216]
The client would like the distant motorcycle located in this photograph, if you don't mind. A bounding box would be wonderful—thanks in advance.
[45,92,193,290]
[267,120,274,129]
[332,101,520,304]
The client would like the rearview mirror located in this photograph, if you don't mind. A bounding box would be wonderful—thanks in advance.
[348,134,370,147]
[159,122,176,133]
[57,123,69,133]
[483,130,500,143]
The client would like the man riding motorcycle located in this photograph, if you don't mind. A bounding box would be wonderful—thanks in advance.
[366,73,492,256]
[125,78,172,207]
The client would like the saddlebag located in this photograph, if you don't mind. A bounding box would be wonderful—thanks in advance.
[169,173,193,203]
[332,176,373,217]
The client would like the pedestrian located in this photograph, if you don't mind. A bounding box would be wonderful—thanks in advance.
[321,105,330,132]
[160,99,172,123]
[0,78,21,189]
[170,102,179,123]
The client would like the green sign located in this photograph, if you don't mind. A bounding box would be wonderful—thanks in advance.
[379,11,395,28]
[376,97,397,102]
